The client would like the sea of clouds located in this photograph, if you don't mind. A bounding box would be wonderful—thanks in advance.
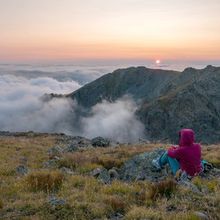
[0,64,145,142]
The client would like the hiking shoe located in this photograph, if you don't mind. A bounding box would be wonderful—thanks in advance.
[203,162,213,173]
[152,157,162,170]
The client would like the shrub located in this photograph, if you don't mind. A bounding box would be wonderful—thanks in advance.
[135,189,147,205]
[57,153,88,169]
[148,179,177,200]
[104,195,127,213]
[26,170,64,192]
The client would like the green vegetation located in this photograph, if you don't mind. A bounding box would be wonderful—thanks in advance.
[0,134,219,219]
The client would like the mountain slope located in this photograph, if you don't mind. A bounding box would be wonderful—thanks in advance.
[67,66,179,108]
[138,65,220,143]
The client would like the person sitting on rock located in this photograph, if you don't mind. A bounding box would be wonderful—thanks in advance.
[152,129,205,180]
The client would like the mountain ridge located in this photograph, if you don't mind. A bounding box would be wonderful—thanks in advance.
[49,65,220,143]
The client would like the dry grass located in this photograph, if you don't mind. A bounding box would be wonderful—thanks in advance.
[149,179,178,200]
[104,195,127,213]
[26,170,64,193]
[202,145,220,168]
[0,134,220,219]
[125,206,161,220]
[0,200,3,209]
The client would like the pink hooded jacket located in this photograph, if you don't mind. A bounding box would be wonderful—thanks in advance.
[168,129,202,176]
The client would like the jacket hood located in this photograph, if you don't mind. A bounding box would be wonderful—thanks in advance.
[179,129,195,146]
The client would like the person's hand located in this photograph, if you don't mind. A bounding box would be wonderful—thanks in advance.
[169,145,177,150]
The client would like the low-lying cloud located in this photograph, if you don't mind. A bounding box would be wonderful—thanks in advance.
[0,74,145,142]
[0,74,80,133]
[81,98,145,142]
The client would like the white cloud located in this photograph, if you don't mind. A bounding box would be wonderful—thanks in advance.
[81,97,145,142]
[0,74,80,132]
[0,74,145,142]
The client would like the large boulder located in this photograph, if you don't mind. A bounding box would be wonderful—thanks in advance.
[119,149,170,181]
[91,136,110,147]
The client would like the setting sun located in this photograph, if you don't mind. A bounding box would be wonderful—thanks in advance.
[156,60,161,64]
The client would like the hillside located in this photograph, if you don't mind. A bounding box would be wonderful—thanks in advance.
[0,132,220,219]
[138,65,220,143]
[67,66,179,108]
[65,65,220,143]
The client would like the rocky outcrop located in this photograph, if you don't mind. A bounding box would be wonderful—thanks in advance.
[91,136,110,147]
[119,149,170,181]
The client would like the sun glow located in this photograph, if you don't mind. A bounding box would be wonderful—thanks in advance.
[156,59,161,64]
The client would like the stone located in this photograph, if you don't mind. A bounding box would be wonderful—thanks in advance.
[108,168,119,180]
[60,136,92,149]
[16,165,28,175]
[64,143,78,152]
[48,196,66,207]
[91,137,110,147]
[119,149,168,182]
[91,167,111,183]
[48,146,63,158]
[43,158,60,168]
[178,180,201,194]
[98,168,111,184]
[60,167,75,175]
[90,168,103,177]
[109,212,124,220]
[194,211,209,220]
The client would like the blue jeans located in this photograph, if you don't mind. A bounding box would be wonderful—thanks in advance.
[159,151,207,175]
[159,152,180,175]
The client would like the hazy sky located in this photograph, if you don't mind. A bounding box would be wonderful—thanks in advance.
[1,0,220,62]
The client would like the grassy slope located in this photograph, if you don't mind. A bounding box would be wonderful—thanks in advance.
[0,134,219,220]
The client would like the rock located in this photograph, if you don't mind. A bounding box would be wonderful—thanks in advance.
[43,158,60,168]
[60,167,75,175]
[108,168,119,180]
[48,196,66,207]
[64,143,78,152]
[109,212,124,220]
[91,137,110,147]
[16,165,28,175]
[194,211,209,220]
[119,149,168,181]
[91,167,111,183]
[90,168,103,177]
[73,136,92,148]
[100,171,110,184]
[48,146,63,158]
[166,205,177,212]
[199,167,220,179]
[178,180,201,194]
[60,136,92,149]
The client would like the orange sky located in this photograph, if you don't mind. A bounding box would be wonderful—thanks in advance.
[1,0,220,62]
